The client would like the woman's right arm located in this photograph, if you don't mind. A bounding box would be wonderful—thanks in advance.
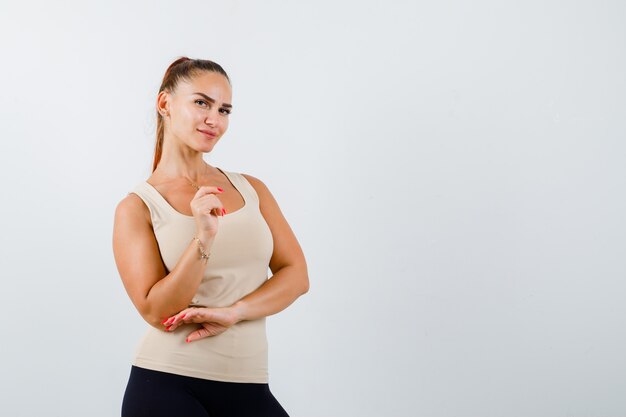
[112,193,215,331]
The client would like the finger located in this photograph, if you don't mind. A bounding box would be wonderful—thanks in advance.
[170,308,209,330]
[163,308,196,327]
[185,322,229,342]
[194,201,225,218]
[193,186,224,199]
[208,206,223,217]
[202,322,228,335]
[166,314,188,332]
[176,307,209,322]
[185,326,212,343]
[173,312,188,324]
[197,198,225,217]
[162,315,178,327]
[178,311,207,325]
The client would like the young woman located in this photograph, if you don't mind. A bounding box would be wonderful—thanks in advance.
[112,57,309,417]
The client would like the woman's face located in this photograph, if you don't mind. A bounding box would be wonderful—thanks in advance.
[159,71,232,152]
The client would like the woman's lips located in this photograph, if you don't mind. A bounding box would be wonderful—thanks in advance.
[198,129,217,138]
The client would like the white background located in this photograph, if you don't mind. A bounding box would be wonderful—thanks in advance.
[1,1,625,416]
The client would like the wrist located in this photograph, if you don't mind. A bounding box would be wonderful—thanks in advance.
[192,236,211,263]
[231,300,248,323]
[196,232,215,247]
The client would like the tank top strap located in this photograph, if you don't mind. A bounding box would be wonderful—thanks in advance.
[218,169,260,208]
[127,182,169,229]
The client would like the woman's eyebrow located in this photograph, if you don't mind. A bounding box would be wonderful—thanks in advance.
[193,92,233,108]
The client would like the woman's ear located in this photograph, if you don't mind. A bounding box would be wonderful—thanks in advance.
[156,90,170,117]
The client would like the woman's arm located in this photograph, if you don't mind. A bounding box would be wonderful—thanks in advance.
[231,173,309,321]
[161,174,310,339]
[112,193,215,330]
[163,259,308,341]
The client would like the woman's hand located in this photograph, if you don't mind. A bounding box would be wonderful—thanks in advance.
[190,186,225,237]
[161,306,240,343]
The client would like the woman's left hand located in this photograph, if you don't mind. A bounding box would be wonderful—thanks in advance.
[161,306,240,342]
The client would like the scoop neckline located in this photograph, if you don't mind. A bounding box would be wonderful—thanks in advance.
[144,167,248,219]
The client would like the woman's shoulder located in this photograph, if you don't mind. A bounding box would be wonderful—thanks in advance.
[114,190,152,230]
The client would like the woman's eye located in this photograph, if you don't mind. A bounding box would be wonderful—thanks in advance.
[195,100,207,106]
[220,109,231,115]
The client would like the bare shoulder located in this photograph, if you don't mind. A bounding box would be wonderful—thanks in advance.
[115,192,151,226]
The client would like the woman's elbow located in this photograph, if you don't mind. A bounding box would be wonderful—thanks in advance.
[139,304,168,331]
[299,269,310,295]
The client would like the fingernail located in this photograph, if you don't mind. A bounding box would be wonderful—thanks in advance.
[217,187,223,192]
[222,208,226,215]
[181,314,187,319]
[166,325,172,331]
[185,338,191,343]
[161,318,168,324]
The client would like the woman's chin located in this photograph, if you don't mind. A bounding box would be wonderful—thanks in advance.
[195,138,219,152]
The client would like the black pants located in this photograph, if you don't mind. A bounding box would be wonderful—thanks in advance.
[121,365,290,417]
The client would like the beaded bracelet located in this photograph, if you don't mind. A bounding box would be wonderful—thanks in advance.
[192,236,210,262]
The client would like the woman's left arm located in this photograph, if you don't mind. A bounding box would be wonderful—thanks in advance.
[231,173,310,321]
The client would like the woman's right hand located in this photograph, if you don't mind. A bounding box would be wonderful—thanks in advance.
[190,186,225,237]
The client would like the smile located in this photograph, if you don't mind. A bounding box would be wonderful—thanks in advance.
[198,129,217,138]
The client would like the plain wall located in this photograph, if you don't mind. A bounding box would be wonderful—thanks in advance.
[0,1,625,416]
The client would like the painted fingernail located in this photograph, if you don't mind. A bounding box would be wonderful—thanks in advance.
[185,338,191,343]
[166,325,172,331]
[161,318,168,324]
[217,187,223,192]
[222,208,226,215]
[181,314,187,319]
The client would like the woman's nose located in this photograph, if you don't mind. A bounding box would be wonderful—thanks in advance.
[204,110,217,126]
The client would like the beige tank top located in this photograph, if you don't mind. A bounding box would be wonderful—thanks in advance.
[127,168,274,383]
